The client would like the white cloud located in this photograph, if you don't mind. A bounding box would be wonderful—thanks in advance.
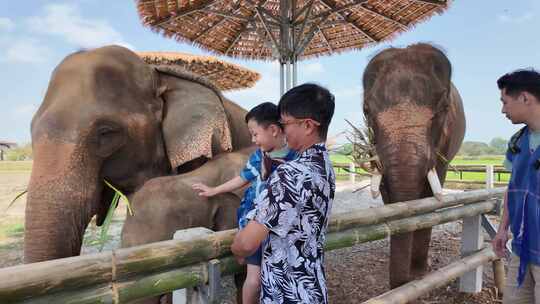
[303,62,324,75]
[0,17,15,31]
[334,85,362,100]
[497,12,534,24]
[12,104,38,117]
[3,38,52,63]
[27,3,134,49]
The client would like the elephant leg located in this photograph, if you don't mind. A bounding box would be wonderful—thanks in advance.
[410,227,432,279]
[210,193,240,231]
[389,232,414,289]
[235,271,246,304]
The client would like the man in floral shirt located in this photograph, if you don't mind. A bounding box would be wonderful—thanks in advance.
[232,83,335,304]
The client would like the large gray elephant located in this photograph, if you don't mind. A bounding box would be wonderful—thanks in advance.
[24,45,252,264]
[362,43,466,288]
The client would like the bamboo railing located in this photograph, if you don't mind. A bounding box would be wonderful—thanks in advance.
[0,188,504,303]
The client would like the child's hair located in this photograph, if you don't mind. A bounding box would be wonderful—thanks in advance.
[245,102,281,128]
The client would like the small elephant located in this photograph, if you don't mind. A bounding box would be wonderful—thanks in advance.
[24,45,252,264]
[121,147,254,247]
[362,43,466,288]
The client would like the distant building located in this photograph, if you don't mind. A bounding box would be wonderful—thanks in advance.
[0,141,17,161]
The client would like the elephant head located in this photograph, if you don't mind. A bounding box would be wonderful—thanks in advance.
[24,45,251,263]
[362,43,465,287]
[363,43,465,203]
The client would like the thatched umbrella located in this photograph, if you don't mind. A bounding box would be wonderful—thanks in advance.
[136,0,449,95]
[136,51,261,91]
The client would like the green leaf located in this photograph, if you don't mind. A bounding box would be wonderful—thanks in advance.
[5,190,27,212]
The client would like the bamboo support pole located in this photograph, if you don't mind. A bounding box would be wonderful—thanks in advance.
[492,259,505,296]
[0,189,503,303]
[329,188,504,233]
[362,247,497,304]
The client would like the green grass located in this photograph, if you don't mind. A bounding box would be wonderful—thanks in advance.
[0,220,25,240]
[0,161,32,171]
[330,153,508,183]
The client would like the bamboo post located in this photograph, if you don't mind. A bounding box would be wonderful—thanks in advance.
[492,259,505,297]
[349,162,356,183]
[362,247,497,304]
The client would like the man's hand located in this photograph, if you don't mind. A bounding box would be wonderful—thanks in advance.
[493,229,509,258]
[191,183,217,197]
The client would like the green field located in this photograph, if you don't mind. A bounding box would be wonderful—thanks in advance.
[0,161,32,171]
[330,154,508,183]
[0,157,508,183]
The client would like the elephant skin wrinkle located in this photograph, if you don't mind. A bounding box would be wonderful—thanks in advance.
[377,102,433,144]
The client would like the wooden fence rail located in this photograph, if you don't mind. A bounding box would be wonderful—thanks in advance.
[0,188,504,303]
[332,162,510,185]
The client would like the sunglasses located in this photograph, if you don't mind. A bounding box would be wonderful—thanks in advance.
[279,118,321,126]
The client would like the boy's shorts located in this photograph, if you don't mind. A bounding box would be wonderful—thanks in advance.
[245,245,262,265]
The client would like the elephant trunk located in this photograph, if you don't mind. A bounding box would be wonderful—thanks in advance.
[24,140,100,263]
[377,140,436,204]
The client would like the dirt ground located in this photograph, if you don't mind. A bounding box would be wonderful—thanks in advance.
[0,172,502,303]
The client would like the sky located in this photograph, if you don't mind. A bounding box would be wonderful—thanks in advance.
[1,0,539,145]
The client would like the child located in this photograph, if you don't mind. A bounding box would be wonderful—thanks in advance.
[192,102,297,304]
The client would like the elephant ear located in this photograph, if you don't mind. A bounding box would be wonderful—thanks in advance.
[155,66,233,171]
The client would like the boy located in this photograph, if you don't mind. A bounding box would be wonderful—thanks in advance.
[192,102,296,304]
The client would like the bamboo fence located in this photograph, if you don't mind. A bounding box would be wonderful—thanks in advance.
[0,188,503,303]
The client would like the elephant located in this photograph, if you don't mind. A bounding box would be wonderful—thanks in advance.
[361,43,466,289]
[24,45,252,265]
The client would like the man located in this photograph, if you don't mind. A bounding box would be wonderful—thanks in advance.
[493,69,540,303]
[231,83,336,303]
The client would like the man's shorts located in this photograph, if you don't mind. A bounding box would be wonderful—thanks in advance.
[245,245,262,265]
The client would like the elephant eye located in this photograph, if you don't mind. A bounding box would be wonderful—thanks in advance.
[98,126,119,137]
[95,124,125,158]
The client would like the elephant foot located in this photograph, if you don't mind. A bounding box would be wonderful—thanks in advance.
[234,271,247,304]
[410,256,432,280]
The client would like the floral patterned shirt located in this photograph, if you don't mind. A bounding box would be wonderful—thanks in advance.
[254,143,335,304]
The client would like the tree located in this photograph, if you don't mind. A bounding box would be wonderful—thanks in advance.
[6,143,32,161]
[489,137,507,155]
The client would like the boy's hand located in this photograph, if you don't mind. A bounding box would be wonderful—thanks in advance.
[192,183,217,197]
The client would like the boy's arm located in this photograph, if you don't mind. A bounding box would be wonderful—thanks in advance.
[192,176,249,197]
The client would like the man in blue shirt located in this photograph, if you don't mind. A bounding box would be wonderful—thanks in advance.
[493,69,540,303]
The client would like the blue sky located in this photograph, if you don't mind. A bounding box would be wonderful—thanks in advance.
[1,1,539,145]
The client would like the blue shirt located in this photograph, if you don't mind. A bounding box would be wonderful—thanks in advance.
[237,147,297,228]
[505,126,540,285]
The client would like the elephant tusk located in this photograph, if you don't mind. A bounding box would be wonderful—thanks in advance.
[427,168,443,201]
[370,171,382,199]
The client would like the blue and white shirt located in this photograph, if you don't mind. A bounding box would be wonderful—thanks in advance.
[237,147,297,229]
[254,143,335,304]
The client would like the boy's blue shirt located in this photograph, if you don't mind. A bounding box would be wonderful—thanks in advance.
[237,147,297,229]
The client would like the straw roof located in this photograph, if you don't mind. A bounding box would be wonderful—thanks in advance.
[136,51,261,90]
[136,0,449,61]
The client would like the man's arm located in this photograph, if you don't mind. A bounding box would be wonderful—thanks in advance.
[493,190,510,258]
[231,220,269,257]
